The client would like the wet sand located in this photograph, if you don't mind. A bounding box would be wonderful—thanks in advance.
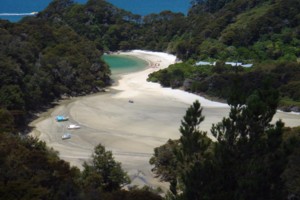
[30,50,300,191]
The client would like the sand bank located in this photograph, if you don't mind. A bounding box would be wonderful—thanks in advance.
[30,50,300,191]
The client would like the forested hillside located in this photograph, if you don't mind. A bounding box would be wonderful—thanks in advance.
[176,0,300,61]
[39,0,300,62]
[0,132,162,200]
[35,0,300,110]
[148,61,300,111]
[146,0,300,110]
[37,0,188,52]
[0,15,110,128]
[151,95,300,199]
[1,0,300,199]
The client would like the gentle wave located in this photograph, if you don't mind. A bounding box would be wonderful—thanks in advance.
[0,12,38,16]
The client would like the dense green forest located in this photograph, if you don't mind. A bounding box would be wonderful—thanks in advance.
[148,61,300,111]
[0,15,111,128]
[36,0,300,109]
[1,0,300,199]
[39,0,300,62]
[177,0,300,61]
[145,0,300,110]
[1,0,300,129]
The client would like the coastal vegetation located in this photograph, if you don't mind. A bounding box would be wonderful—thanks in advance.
[38,0,300,63]
[0,133,162,200]
[0,16,111,129]
[37,0,300,109]
[146,0,300,110]
[148,61,300,111]
[150,88,300,199]
[0,0,300,199]
[1,0,300,130]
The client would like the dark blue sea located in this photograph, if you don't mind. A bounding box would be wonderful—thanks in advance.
[0,0,190,22]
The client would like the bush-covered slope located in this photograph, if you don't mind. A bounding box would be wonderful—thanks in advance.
[174,0,300,61]
[148,61,300,111]
[1,0,300,198]
[147,0,300,109]
[38,0,187,52]
[0,132,163,200]
[1,0,299,128]
[0,16,111,127]
[37,0,300,62]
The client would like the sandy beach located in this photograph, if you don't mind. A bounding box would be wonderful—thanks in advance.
[30,50,300,191]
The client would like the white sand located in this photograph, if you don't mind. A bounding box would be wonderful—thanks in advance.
[112,50,229,107]
[30,50,300,192]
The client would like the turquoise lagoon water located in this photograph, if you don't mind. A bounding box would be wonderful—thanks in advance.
[102,54,148,76]
[0,0,190,22]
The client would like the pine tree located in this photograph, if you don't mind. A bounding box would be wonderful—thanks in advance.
[176,100,212,200]
[211,81,286,199]
[178,100,211,160]
[150,101,212,198]
[82,144,130,194]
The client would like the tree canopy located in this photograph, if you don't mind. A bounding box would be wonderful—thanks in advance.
[150,87,300,199]
[1,0,300,198]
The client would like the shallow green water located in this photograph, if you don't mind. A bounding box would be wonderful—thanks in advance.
[102,54,148,76]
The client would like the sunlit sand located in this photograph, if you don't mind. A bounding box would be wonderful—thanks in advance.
[30,50,300,191]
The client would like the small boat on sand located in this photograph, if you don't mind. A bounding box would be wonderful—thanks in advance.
[62,133,71,140]
[56,115,69,122]
[67,124,81,129]
[128,100,134,103]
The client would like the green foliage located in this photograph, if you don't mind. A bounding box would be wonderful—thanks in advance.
[0,108,14,133]
[150,101,212,196]
[279,98,300,110]
[1,0,300,198]
[151,85,300,199]
[282,146,300,199]
[176,101,212,199]
[149,140,179,195]
[22,0,300,61]
[0,16,111,128]
[82,144,130,193]
[148,61,300,110]
[0,133,81,200]
[0,85,24,110]
[183,0,300,61]
[211,85,282,199]
[148,62,212,89]
[192,0,235,13]
[104,189,163,200]
[0,134,163,199]
[281,126,300,199]
[178,100,210,157]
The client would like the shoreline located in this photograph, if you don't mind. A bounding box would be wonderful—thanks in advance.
[111,50,229,108]
[29,50,300,192]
